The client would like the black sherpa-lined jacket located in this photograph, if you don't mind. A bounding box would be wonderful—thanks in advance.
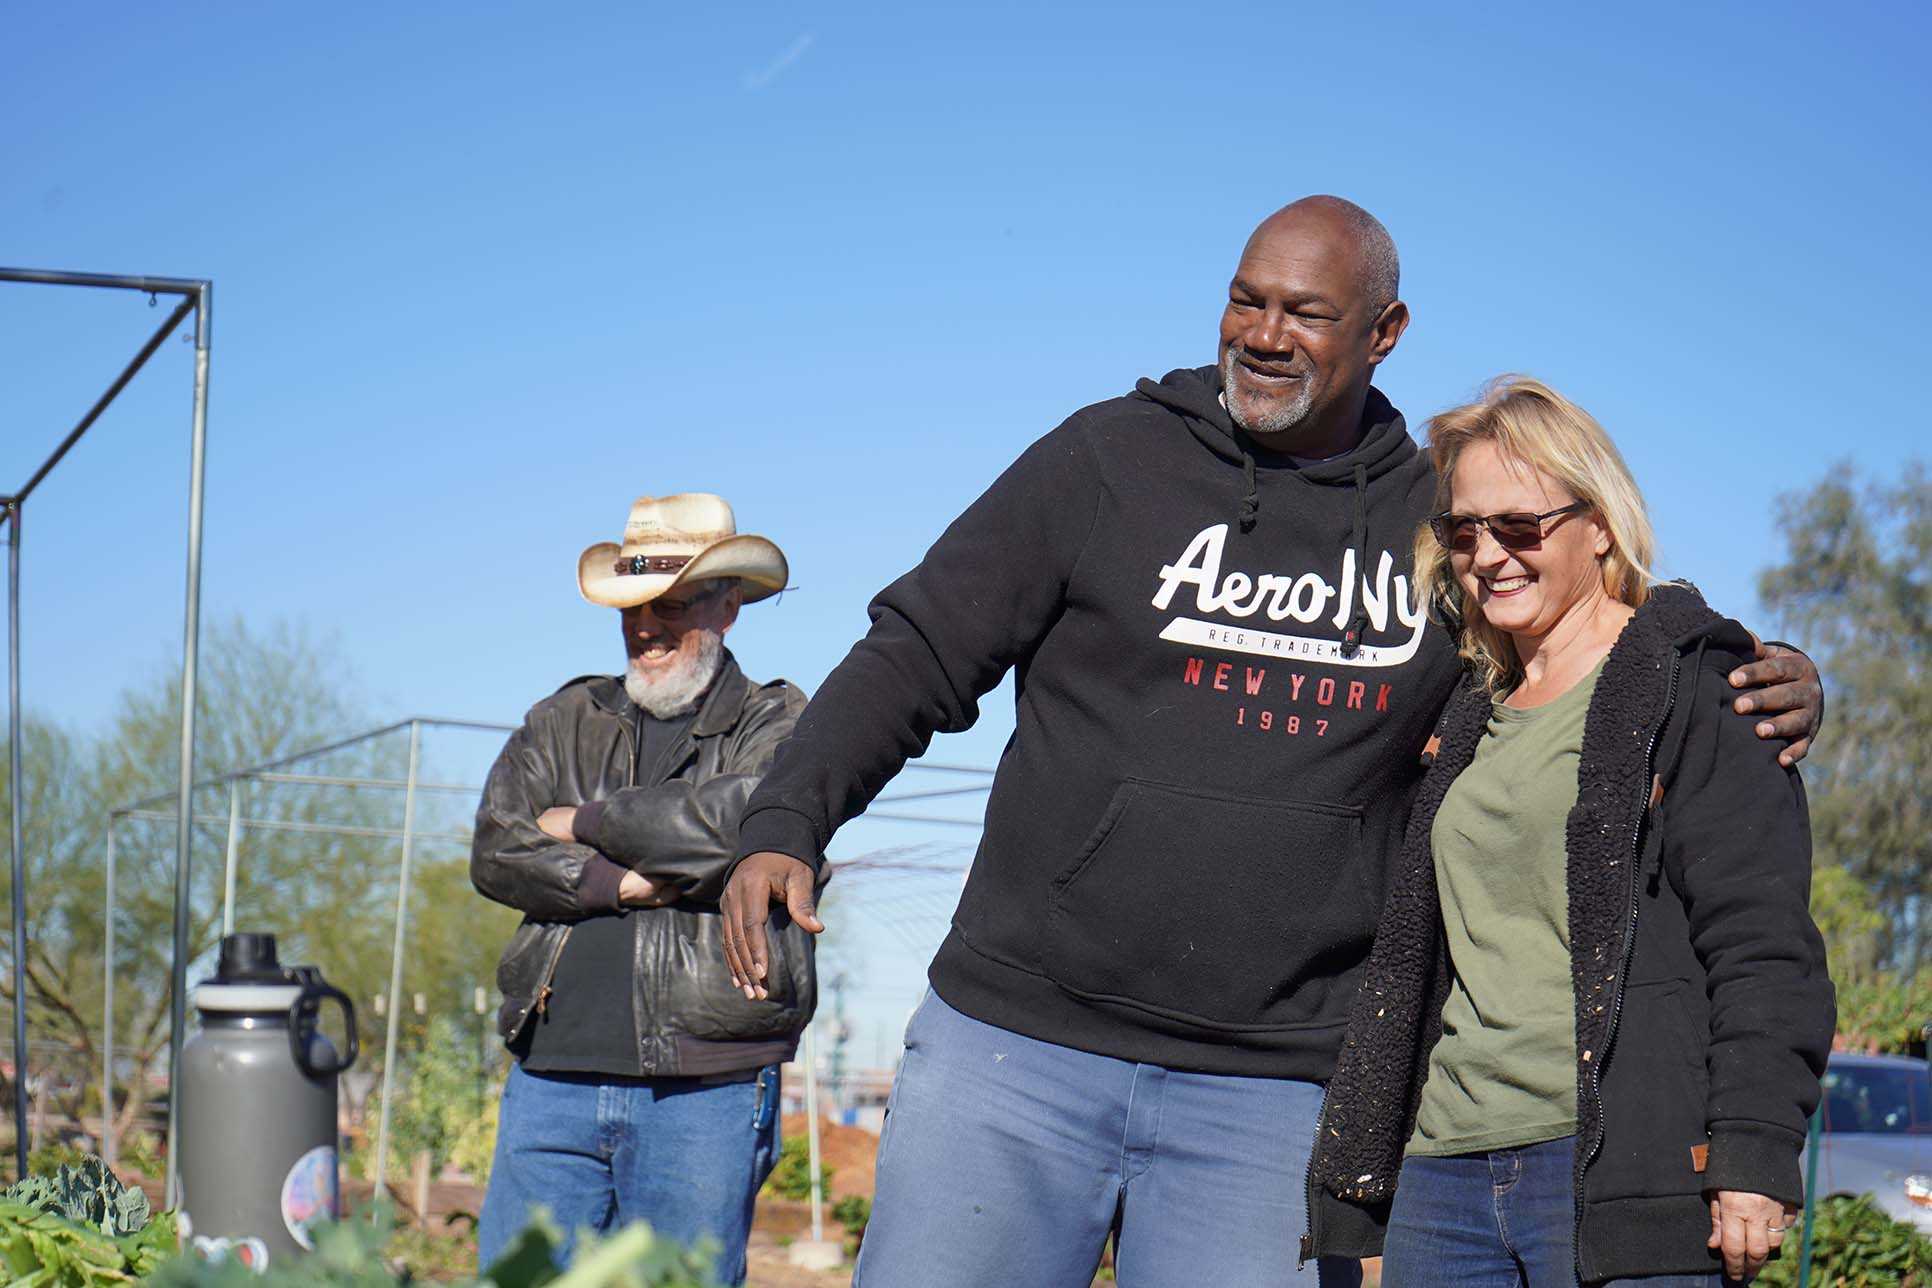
[1305,584,1834,1284]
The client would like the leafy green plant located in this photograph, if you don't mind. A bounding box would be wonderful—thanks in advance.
[1835,972,1932,1056]
[760,1136,830,1202]
[3,1155,153,1239]
[831,1193,870,1256]
[0,1155,178,1287]
[384,1220,480,1282]
[1811,864,1932,1056]
[831,1194,869,1237]
[364,1015,501,1182]
[0,1199,179,1286]
[146,1204,721,1287]
[1758,1195,1932,1287]
[452,1071,504,1182]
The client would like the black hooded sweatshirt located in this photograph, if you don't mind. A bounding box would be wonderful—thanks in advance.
[735,366,1462,1076]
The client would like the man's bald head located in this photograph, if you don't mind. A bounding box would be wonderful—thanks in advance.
[1218,195,1410,456]
[1245,196,1401,315]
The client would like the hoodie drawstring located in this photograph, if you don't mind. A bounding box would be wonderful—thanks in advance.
[1341,463,1370,659]
[1237,448,1259,533]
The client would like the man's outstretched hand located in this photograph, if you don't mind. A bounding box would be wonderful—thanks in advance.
[721,851,825,1001]
[1730,637,1824,767]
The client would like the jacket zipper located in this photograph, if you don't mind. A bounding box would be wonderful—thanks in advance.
[534,710,643,1022]
[1573,656,1679,1282]
[1297,1077,1338,1268]
[533,928,571,1017]
[627,707,645,1060]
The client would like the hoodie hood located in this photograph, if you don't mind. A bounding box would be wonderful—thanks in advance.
[1132,364,1415,486]
[1133,364,1416,657]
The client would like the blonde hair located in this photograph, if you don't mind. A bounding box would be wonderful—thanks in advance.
[1414,375,1658,692]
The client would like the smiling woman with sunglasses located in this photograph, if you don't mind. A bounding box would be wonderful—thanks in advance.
[1304,376,1835,1286]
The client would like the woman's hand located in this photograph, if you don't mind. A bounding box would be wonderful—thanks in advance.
[1707,1189,1799,1281]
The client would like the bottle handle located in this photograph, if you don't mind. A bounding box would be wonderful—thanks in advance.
[288,967,359,1077]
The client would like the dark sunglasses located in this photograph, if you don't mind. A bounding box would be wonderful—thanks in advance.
[639,582,731,623]
[1429,500,1590,554]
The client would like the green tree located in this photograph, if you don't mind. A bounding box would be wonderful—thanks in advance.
[0,618,516,1170]
[1811,866,1931,1055]
[1759,463,1931,971]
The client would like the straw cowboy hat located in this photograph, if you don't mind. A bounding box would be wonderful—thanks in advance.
[576,494,789,609]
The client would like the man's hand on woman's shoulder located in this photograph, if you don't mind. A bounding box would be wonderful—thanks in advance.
[1728,637,1824,767]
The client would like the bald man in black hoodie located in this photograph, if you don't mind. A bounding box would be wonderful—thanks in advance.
[719,198,1823,1286]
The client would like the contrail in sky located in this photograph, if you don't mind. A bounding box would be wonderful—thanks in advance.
[743,33,815,91]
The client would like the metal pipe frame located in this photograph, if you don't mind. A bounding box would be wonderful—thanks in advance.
[7,500,24,1182]
[246,772,478,795]
[169,280,211,1213]
[98,715,510,1161]
[221,783,243,938]
[101,823,115,1168]
[110,716,517,817]
[801,1019,826,1245]
[1,267,210,1187]
[118,809,472,848]
[372,720,422,1192]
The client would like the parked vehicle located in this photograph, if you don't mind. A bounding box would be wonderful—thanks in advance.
[1802,1052,1931,1232]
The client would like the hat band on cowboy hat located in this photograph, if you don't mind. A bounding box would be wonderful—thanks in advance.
[613,555,694,576]
[577,493,789,610]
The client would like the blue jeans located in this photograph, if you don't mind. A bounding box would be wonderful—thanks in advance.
[1381,1136,1730,1287]
[477,1062,780,1284]
[853,991,1359,1287]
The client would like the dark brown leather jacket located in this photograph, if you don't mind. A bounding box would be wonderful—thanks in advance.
[471,653,815,1076]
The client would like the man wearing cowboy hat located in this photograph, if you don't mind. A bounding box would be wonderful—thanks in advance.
[471,493,813,1283]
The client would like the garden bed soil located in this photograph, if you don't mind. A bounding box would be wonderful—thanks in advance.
[777,1115,878,1199]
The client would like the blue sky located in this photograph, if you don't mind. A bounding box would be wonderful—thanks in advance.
[5,2,1926,1064]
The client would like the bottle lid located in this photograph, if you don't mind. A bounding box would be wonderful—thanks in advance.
[195,932,300,1014]
[214,932,289,984]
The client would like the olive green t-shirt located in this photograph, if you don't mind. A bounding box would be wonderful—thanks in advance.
[1407,661,1602,1157]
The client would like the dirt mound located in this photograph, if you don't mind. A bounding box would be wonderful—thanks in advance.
[780,1115,878,1199]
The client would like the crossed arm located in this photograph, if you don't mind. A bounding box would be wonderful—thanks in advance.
[470,690,804,921]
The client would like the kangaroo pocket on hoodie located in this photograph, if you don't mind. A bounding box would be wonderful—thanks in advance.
[1043,778,1372,1031]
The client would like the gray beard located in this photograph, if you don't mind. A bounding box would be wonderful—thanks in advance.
[624,629,725,718]
[1221,348,1316,438]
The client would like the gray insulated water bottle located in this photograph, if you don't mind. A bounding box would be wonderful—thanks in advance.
[178,933,359,1268]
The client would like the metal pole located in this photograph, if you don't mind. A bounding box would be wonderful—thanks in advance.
[473,986,487,1119]
[6,296,195,508]
[1798,1102,1822,1287]
[803,1020,825,1244]
[6,502,26,1183]
[101,821,116,1169]
[111,716,515,819]
[373,721,421,1193]
[121,808,472,846]
[164,284,212,1211]
[220,780,242,935]
[0,267,205,295]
